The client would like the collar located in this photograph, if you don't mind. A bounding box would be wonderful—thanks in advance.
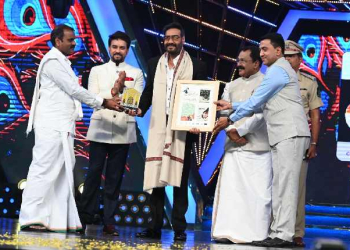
[165,53,181,68]
[241,71,262,81]
[107,60,127,70]
[51,47,71,65]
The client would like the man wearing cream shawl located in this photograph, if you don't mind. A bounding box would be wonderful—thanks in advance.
[133,22,207,241]
[19,24,119,233]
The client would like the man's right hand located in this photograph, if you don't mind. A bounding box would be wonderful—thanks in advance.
[126,108,142,117]
[227,128,248,146]
[103,98,124,112]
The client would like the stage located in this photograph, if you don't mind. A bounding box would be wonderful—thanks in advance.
[0,218,348,250]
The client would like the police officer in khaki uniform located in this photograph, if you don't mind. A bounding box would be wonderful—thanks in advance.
[285,40,323,247]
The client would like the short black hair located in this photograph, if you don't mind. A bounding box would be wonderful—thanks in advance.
[50,24,74,46]
[163,22,185,37]
[240,46,262,67]
[108,31,131,48]
[260,33,285,54]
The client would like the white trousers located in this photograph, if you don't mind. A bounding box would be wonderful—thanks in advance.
[19,128,82,232]
[294,159,308,238]
[211,149,272,243]
[269,136,310,241]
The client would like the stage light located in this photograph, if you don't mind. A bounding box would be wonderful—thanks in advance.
[227,6,277,27]
[131,205,139,213]
[0,198,3,203]
[118,194,123,201]
[114,214,121,222]
[9,198,14,204]
[138,194,146,203]
[3,209,7,214]
[136,217,144,224]
[5,187,10,192]
[78,183,84,194]
[125,215,133,223]
[143,205,150,214]
[126,194,134,201]
[119,204,128,212]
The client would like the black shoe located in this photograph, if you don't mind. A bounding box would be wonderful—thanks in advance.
[174,231,187,241]
[213,238,233,244]
[136,229,161,239]
[251,237,273,246]
[262,237,293,247]
[103,225,119,236]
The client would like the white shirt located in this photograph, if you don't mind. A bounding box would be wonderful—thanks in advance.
[165,54,180,115]
[34,47,103,134]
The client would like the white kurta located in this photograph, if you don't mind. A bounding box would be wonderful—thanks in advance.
[20,47,103,232]
[211,71,272,243]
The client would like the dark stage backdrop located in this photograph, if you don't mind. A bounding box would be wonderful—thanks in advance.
[0,0,145,192]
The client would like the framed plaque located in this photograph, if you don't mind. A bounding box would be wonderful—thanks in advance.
[171,80,220,132]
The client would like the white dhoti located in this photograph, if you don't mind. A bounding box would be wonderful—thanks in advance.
[19,128,82,232]
[211,149,272,243]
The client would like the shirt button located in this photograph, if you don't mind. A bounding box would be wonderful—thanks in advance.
[113,115,116,118]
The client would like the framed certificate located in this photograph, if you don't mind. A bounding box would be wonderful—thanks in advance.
[171,80,220,132]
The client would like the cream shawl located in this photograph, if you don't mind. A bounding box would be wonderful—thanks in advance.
[143,50,193,192]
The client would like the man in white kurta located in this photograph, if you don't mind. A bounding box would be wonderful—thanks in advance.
[19,24,119,232]
[212,46,272,243]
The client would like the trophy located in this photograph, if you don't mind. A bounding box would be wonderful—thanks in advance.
[111,71,141,111]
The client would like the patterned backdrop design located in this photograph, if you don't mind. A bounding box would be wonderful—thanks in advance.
[0,0,103,185]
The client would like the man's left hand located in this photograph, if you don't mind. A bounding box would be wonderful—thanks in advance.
[306,144,317,159]
[213,117,229,135]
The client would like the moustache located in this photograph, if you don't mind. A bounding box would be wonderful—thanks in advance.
[113,53,122,57]
[166,43,176,48]
[237,65,245,70]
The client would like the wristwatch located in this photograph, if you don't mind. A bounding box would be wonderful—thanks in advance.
[227,117,234,125]
[310,142,317,146]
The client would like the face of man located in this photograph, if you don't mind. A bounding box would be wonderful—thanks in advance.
[285,54,303,72]
[237,50,260,78]
[164,28,184,56]
[259,39,282,66]
[109,39,129,66]
[55,29,76,56]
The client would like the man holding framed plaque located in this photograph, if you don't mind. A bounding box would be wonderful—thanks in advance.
[79,31,144,235]
[214,33,310,248]
[133,22,207,241]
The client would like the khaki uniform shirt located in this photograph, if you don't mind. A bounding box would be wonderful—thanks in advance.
[298,71,323,120]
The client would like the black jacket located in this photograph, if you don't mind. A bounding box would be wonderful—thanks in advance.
[138,56,207,116]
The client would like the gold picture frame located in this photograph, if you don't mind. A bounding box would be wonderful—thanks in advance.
[171,80,220,132]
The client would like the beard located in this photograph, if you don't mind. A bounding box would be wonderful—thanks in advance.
[165,43,181,56]
[111,53,124,66]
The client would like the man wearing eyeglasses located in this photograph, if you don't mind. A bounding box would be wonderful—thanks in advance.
[132,22,207,241]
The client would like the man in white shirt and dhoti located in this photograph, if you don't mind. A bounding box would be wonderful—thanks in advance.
[19,24,120,233]
[211,46,272,243]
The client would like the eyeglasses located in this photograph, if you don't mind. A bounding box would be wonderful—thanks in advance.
[164,35,181,42]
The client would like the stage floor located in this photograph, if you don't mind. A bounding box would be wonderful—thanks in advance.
[0,218,348,250]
